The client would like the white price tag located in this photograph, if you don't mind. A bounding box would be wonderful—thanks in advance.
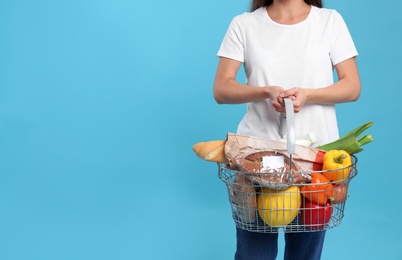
[262,156,284,169]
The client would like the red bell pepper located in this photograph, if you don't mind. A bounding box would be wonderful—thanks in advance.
[300,198,333,229]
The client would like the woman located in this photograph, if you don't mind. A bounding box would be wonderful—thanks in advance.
[213,0,360,259]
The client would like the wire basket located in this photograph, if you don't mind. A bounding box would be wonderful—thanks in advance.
[217,98,358,233]
[218,156,357,233]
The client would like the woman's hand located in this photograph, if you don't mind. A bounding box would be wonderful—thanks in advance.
[267,85,287,101]
[272,87,306,113]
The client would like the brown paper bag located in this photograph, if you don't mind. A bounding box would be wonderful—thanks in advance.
[225,133,325,172]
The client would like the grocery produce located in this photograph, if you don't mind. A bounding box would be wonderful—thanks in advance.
[192,140,229,164]
[301,173,333,205]
[331,183,348,204]
[300,198,333,229]
[257,186,301,227]
[322,150,352,182]
[230,174,257,223]
[318,121,374,154]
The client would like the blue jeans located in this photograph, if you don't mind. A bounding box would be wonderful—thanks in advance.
[235,227,326,260]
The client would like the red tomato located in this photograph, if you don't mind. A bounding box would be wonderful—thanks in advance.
[300,199,333,230]
[331,183,348,204]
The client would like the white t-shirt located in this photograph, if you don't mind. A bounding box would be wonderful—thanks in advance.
[217,6,358,146]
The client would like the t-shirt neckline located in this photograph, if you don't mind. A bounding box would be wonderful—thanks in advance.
[263,5,315,27]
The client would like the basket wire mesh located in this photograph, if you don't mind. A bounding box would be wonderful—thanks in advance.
[218,156,357,233]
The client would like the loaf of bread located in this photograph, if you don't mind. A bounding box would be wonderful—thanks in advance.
[228,173,257,223]
[192,140,229,164]
[233,151,311,188]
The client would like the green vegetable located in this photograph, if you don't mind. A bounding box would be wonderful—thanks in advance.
[318,122,374,154]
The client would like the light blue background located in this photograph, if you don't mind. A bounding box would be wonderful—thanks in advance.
[1,0,401,259]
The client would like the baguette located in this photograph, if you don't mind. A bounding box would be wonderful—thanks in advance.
[192,140,229,164]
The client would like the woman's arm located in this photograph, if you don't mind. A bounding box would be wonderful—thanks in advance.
[307,57,361,104]
[213,57,284,104]
[273,57,361,112]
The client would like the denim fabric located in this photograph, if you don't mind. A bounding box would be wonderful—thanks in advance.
[235,227,326,260]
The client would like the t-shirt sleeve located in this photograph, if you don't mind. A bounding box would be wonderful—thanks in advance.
[330,11,358,66]
[217,15,245,62]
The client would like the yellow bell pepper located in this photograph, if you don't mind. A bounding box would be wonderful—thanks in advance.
[322,150,352,182]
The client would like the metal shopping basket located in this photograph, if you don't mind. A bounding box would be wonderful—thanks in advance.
[218,99,358,233]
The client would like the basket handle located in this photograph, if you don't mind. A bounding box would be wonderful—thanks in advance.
[284,98,295,155]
